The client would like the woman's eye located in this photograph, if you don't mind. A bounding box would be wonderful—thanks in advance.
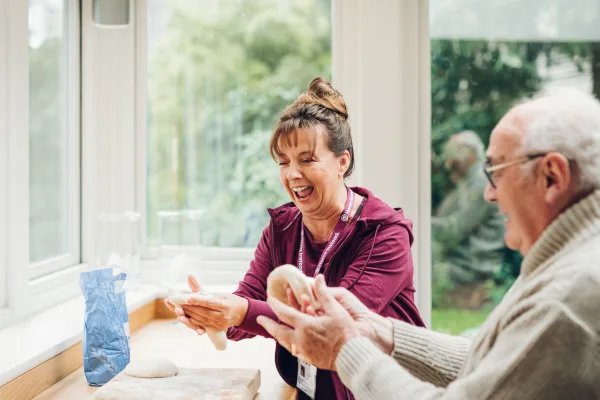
[301,158,315,164]
[278,161,289,166]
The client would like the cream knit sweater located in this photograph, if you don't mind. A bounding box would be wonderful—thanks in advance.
[336,190,600,399]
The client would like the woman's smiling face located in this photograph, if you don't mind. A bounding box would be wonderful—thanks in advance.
[276,127,349,218]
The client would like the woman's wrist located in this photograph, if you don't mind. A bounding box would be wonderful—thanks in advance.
[233,296,249,327]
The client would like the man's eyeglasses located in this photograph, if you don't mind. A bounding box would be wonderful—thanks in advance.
[483,153,547,188]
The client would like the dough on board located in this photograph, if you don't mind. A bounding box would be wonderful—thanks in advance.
[124,359,179,378]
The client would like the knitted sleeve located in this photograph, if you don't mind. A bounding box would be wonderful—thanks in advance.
[335,300,596,400]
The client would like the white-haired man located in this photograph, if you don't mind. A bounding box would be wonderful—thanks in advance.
[432,130,504,291]
[258,90,600,399]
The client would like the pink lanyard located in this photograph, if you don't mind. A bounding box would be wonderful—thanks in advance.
[298,187,355,276]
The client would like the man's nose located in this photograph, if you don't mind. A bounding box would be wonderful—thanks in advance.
[484,181,497,202]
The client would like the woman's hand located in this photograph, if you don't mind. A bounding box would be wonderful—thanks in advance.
[182,291,249,331]
[163,275,207,335]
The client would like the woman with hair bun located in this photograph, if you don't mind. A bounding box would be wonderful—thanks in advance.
[167,77,424,399]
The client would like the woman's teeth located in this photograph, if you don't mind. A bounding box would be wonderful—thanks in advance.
[292,186,313,199]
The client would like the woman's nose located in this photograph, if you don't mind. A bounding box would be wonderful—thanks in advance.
[286,163,302,180]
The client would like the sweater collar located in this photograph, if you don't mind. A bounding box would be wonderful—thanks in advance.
[521,189,600,277]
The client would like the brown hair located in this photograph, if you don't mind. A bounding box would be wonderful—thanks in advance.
[269,77,354,177]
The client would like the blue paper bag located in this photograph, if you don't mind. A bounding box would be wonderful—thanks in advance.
[80,268,130,386]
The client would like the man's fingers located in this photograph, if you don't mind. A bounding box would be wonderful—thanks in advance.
[314,275,341,313]
[267,297,307,328]
[286,286,301,310]
[188,274,203,293]
[299,293,312,314]
[257,316,295,353]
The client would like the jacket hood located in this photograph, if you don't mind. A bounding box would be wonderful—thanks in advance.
[267,186,413,242]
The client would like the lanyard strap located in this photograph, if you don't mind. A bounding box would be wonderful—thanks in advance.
[298,187,355,276]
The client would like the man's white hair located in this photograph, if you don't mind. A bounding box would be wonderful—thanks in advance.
[444,130,485,161]
[521,88,600,192]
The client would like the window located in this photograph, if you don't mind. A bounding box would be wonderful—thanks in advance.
[429,0,599,335]
[0,2,7,309]
[145,0,332,249]
[28,0,80,279]
[0,0,80,327]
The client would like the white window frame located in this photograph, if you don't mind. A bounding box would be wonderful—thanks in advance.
[0,0,83,328]
[2,0,29,326]
[81,0,138,265]
[0,0,8,310]
[28,0,81,283]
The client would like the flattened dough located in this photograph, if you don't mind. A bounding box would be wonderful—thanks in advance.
[124,359,179,378]
[93,385,143,400]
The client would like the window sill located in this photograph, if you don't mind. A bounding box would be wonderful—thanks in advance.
[0,283,237,387]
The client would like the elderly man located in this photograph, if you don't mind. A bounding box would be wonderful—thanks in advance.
[432,131,504,287]
[258,90,600,399]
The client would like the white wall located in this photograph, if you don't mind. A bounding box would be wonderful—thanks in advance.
[333,0,431,323]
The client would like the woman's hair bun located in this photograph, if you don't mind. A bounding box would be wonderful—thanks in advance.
[303,77,348,119]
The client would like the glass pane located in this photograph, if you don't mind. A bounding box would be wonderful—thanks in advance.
[146,0,332,247]
[430,0,599,335]
[29,0,69,262]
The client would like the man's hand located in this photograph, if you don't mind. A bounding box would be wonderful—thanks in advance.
[327,286,394,354]
[257,275,362,370]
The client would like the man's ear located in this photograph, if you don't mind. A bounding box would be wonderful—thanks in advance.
[541,152,572,203]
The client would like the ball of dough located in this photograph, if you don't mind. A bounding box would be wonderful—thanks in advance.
[267,264,318,308]
[124,359,178,378]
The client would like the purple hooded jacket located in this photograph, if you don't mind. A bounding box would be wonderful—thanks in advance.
[227,186,425,399]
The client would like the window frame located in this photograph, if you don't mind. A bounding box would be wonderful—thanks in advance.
[0,0,8,310]
[28,0,81,281]
[0,0,83,328]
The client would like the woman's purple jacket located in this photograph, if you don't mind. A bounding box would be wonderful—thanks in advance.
[227,186,425,399]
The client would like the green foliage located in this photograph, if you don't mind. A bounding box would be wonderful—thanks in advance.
[29,37,67,261]
[430,39,599,326]
[431,40,542,207]
[147,0,331,246]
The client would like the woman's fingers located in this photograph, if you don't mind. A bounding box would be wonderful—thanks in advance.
[164,298,176,313]
[183,306,221,327]
[187,274,203,293]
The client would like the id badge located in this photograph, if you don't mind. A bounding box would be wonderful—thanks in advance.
[297,360,317,399]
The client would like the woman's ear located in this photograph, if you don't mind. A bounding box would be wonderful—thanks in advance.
[338,150,351,177]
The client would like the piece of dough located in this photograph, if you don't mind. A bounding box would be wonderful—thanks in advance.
[267,264,318,308]
[124,359,178,378]
[168,290,228,351]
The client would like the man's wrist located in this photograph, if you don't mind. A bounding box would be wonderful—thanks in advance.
[368,314,394,354]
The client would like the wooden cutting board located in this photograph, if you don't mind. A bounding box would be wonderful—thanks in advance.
[93,368,260,400]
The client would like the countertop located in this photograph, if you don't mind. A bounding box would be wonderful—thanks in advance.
[32,319,297,400]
